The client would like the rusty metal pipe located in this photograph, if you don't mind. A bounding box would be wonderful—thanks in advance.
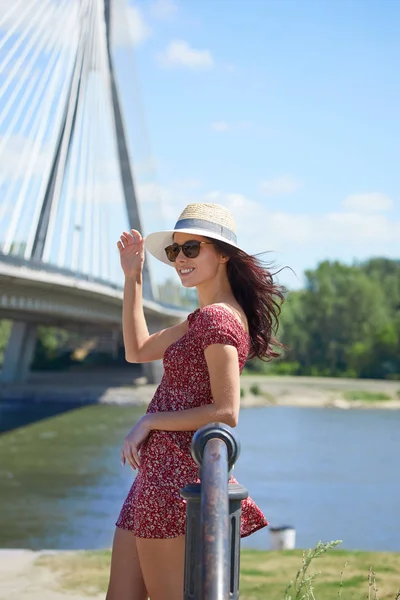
[201,437,230,600]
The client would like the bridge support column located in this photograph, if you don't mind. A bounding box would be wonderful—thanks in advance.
[0,322,37,383]
[141,316,166,385]
[142,360,164,385]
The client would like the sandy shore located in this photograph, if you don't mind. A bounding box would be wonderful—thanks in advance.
[0,549,103,600]
[239,375,400,410]
[1,373,399,410]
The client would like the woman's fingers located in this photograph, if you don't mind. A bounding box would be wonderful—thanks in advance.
[131,229,142,242]
[127,442,140,469]
[121,448,136,470]
[121,232,132,245]
[121,441,140,470]
[118,230,143,247]
[131,444,141,468]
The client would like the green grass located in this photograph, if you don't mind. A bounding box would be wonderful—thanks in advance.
[342,390,392,402]
[250,383,261,395]
[245,383,276,403]
[36,543,400,599]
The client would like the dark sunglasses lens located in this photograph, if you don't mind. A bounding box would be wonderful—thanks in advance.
[182,242,201,258]
[165,244,180,262]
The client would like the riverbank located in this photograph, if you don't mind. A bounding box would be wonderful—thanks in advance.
[240,375,400,409]
[1,546,399,600]
[1,372,399,409]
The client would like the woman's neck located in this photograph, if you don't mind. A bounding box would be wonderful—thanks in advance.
[196,278,234,309]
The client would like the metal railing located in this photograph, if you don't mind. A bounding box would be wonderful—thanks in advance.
[181,423,248,600]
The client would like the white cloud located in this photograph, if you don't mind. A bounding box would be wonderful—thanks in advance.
[138,178,203,208]
[342,193,394,213]
[74,179,125,206]
[137,182,169,204]
[259,175,303,196]
[211,120,252,133]
[211,121,230,132]
[150,0,178,19]
[165,188,400,255]
[0,134,50,180]
[138,183,400,288]
[0,201,10,222]
[112,3,151,46]
[128,5,151,44]
[158,40,214,69]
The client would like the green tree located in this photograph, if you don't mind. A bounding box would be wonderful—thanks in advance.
[277,259,397,378]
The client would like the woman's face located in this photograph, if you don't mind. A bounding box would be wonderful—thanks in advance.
[172,232,226,288]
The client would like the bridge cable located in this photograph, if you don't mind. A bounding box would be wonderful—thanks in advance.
[0,1,54,95]
[42,0,93,263]
[1,1,74,253]
[0,0,42,53]
[57,1,95,269]
[24,4,81,259]
[71,2,94,273]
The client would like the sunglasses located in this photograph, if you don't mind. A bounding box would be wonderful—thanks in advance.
[164,240,214,262]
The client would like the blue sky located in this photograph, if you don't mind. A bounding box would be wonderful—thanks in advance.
[0,0,398,292]
[123,0,400,289]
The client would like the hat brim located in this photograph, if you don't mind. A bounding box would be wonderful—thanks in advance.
[145,228,241,266]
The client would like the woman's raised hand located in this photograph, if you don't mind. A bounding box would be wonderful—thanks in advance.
[117,229,145,278]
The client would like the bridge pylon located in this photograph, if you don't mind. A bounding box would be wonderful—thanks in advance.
[0,0,168,384]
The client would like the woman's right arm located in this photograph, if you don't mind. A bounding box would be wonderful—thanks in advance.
[119,229,188,363]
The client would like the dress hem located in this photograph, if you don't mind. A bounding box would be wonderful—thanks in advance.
[116,521,269,539]
[241,521,269,539]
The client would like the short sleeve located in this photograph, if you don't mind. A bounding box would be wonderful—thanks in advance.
[193,305,241,352]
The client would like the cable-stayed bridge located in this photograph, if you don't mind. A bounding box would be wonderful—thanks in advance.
[0,0,185,384]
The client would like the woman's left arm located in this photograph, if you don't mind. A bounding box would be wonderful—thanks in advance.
[121,344,241,469]
[151,343,241,430]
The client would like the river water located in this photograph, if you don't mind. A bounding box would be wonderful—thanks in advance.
[0,401,399,551]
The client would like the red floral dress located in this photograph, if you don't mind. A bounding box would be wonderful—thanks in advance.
[116,304,268,538]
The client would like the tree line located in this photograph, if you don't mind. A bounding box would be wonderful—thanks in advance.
[263,257,400,379]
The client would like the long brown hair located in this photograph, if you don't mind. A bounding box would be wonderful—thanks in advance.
[211,239,285,360]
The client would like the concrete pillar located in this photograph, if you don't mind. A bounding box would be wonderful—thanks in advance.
[142,360,164,385]
[141,316,168,385]
[0,321,37,383]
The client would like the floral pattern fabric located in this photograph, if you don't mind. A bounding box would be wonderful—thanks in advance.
[116,304,268,538]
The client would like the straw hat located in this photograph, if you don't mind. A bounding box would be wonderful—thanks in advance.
[145,203,243,266]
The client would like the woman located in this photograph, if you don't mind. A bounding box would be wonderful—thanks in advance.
[106,203,284,600]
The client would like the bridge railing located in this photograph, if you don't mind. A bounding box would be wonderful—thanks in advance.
[181,423,248,600]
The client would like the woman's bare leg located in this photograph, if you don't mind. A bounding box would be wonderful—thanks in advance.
[106,527,148,600]
[136,536,185,600]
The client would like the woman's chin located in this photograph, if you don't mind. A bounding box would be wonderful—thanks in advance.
[181,280,196,288]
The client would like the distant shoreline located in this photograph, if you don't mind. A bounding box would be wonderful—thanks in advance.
[1,374,399,410]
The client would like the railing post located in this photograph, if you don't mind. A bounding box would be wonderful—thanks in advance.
[201,437,229,598]
[181,423,248,600]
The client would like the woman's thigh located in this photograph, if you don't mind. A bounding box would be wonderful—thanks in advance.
[106,527,148,600]
[136,535,186,600]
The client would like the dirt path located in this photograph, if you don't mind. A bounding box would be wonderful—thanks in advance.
[0,550,103,600]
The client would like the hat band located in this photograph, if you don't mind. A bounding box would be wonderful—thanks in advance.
[174,218,237,244]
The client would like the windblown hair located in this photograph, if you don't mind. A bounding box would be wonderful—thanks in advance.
[211,239,286,360]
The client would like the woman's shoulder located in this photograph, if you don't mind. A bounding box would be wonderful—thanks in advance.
[188,303,248,337]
